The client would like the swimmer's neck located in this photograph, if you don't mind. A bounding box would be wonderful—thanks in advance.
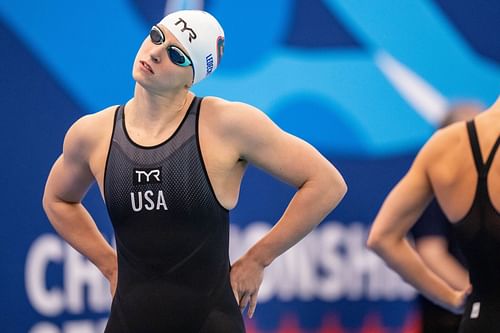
[127,84,193,125]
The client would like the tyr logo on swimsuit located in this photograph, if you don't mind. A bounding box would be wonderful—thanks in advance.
[133,167,162,185]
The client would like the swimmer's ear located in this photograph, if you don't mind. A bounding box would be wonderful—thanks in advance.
[184,79,193,89]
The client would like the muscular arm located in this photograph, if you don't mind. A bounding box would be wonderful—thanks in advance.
[226,102,347,316]
[42,116,117,292]
[366,134,467,312]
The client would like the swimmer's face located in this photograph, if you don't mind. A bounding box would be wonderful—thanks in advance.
[132,25,194,91]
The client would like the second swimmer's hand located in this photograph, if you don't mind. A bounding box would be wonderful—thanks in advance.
[449,285,472,314]
[230,254,265,319]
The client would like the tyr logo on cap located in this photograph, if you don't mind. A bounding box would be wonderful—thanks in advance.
[175,18,197,42]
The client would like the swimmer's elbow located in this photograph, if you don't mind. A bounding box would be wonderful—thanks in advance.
[42,190,57,217]
[324,166,348,207]
[366,232,381,252]
[42,187,67,218]
[336,176,348,201]
[366,230,389,255]
[331,181,347,210]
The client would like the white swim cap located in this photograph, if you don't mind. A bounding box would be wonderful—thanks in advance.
[159,10,225,85]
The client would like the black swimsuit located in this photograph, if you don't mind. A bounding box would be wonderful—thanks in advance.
[103,97,245,332]
[453,120,500,333]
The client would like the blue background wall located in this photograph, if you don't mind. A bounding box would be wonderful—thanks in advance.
[0,0,499,332]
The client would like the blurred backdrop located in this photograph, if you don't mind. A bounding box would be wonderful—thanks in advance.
[0,0,499,332]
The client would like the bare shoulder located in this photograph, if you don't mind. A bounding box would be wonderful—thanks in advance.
[63,105,119,160]
[416,121,468,164]
[201,96,275,134]
[200,96,310,167]
[202,96,266,116]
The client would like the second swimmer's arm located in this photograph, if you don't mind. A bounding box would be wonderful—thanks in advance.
[416,236,469,290]
[367,135,469,313]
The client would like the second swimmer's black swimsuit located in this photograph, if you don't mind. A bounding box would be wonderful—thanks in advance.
[453,120,500,333]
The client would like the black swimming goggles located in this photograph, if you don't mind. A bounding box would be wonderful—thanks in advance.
[149,25,193,67]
